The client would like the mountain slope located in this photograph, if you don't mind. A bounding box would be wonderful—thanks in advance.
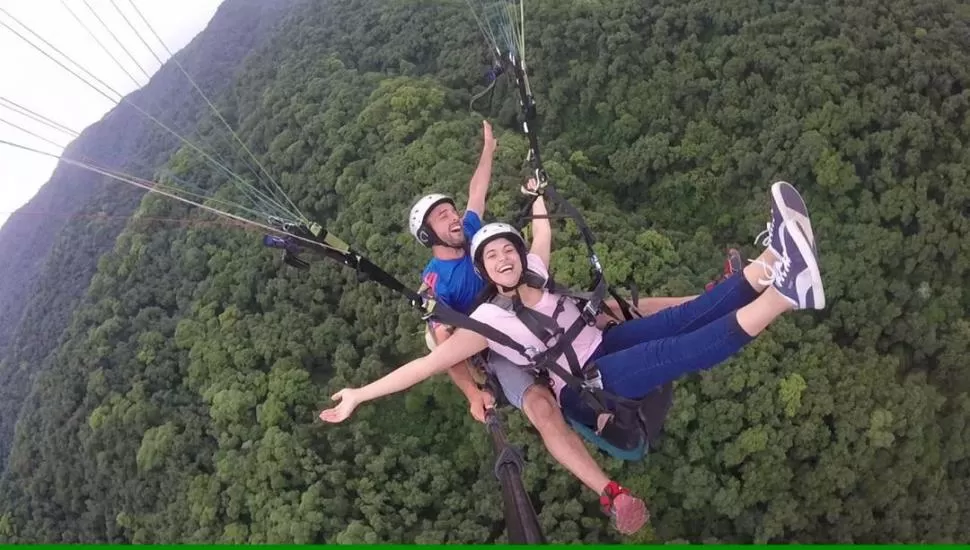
[0,0,299,467]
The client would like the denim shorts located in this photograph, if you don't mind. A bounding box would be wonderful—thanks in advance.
[485,352,542,410]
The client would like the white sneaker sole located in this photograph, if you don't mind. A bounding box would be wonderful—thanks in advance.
[771,181,816,251]
[785,218,825,310]
[612,494,649,535]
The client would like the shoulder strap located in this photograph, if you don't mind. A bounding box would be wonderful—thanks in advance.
[520,269,548,290]
[489,293,515,312]
[522,269,589,304]
[520,266,609,326]
[488,292,566,346]
[426,299,540,364]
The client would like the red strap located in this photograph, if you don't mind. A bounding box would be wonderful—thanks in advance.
[599,480,630,514]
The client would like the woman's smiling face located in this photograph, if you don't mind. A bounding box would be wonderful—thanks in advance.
[482,237,523,287]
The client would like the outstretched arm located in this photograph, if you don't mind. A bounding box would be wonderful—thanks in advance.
[319,328,489,423]
[465,120,498,217]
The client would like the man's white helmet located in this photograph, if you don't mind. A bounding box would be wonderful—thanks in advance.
[409,193,455,247]
[470,222,527,277]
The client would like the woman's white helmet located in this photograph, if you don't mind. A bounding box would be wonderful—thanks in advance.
[470,222,527,279]
[409,193,455,247]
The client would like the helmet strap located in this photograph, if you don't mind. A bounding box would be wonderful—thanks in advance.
[428,231,465,251]
[419,210,466,250]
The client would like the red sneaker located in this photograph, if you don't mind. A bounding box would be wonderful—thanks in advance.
[705,248,743,291]
[599,481,649,535]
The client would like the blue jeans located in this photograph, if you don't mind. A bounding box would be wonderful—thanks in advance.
[560,273,760,426]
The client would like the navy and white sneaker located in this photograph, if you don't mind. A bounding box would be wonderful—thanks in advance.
[769,218,825,310]
[756,181,816,257]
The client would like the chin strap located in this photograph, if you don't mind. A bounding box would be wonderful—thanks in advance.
[430,226,469,251]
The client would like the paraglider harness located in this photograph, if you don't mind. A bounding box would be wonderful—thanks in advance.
[449,265,676,461]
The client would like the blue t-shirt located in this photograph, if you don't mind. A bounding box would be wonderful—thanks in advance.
[421,210,485,320]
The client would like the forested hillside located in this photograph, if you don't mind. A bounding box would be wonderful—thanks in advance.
[0,0,297,466]
[0,0,968,543]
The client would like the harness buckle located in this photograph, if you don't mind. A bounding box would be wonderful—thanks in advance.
[581,363,604,390]
[419,296,437,321]
[521,346,541,362]
[543,327,566,349]
[581,301,600,326]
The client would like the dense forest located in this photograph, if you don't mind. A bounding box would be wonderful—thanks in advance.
[0,0,297,470]
[0,0,968,543]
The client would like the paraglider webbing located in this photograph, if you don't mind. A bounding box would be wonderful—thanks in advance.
[486,410,546,544]
[0,3,306,226]
[465,0,641,322]
[280,223,427,310]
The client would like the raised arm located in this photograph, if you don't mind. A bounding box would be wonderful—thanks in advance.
[525,178,551,266]
[465,120,498,217]
[318,328,489,423]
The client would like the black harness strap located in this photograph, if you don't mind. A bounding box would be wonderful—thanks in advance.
[429,291,590,395]
[473,283,644,423]
[607,286,639,322]
[494,271,601,377]
[426,298,541,362]
[428,290,615,411]
[267,219,427,309]
[510,294,588,383]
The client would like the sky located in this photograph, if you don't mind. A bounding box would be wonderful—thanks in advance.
[0,0,224,230]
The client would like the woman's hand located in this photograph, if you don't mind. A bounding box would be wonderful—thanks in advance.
[318,388,362,424]
[521,176,544,196]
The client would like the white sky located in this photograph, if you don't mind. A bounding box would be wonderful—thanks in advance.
[0,0,224,230]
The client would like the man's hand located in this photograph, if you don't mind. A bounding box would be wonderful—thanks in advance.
[467,120,498,216]
[594,313,619,331]
[432,324,495,422]
[468,387,496,423]
[482,120,497,153]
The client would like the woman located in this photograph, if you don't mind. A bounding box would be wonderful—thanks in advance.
[319,180,825,530]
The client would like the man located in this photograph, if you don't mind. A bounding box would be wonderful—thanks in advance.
[410,120,499,421]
